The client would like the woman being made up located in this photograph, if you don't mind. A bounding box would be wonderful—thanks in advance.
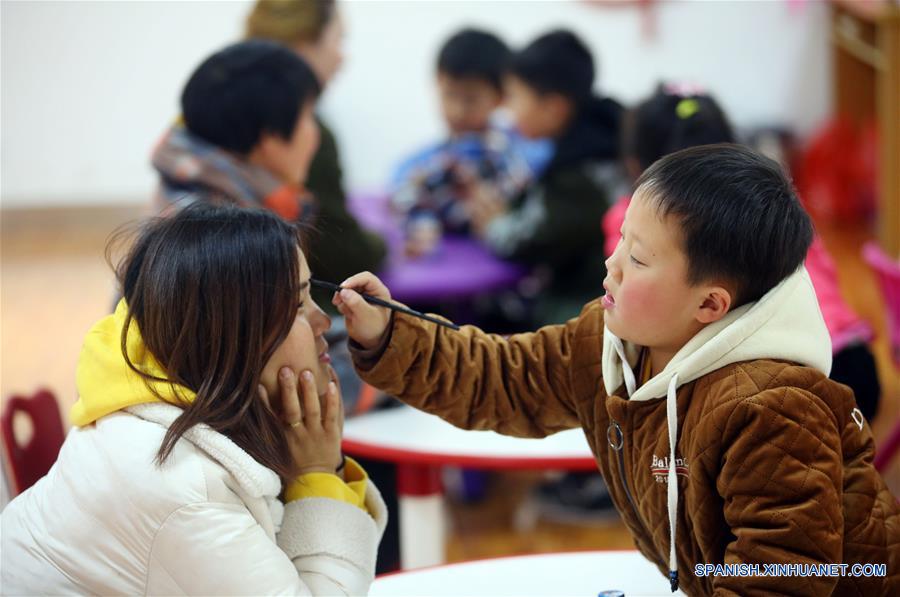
[1,203,386,594]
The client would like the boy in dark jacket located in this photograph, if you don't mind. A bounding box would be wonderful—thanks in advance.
[470,30,626,325]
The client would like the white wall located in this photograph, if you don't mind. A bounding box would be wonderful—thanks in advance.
[1,0,832,208]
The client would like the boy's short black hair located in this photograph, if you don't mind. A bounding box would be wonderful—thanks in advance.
[624,84,735,172]
[437,28,510,91]
[636,144,813,306]
[508,29,594,102]
[181,39,320,155]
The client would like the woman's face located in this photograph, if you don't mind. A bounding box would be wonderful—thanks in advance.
[260,251,332,398]
[294,8,345,86]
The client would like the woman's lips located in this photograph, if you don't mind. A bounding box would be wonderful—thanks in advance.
[318,343,331,364]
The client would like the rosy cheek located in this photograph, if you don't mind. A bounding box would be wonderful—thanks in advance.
[619,278,659,315]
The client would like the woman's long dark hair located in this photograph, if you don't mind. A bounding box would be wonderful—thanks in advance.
[110,203,304,477]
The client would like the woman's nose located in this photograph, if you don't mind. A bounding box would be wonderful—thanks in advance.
[312,303,332,336]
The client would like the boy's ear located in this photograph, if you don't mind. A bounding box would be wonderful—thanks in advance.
[696,286,732,324]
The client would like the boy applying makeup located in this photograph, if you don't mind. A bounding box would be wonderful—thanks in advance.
[334,144,899,595]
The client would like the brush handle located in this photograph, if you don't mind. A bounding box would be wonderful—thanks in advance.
[310,279,460,331]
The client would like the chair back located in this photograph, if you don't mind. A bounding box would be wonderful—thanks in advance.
[1,389,66,496]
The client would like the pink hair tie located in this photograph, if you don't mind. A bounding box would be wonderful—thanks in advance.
[663,82,707,98]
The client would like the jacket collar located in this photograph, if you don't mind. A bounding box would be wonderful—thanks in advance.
[125,402,282,500]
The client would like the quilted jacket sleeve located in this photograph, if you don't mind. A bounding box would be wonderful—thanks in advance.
[713,386,843,596]
[146,480,387,596]
[350,303,599,438]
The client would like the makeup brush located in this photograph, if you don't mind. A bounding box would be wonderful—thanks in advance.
[310,279,461,331]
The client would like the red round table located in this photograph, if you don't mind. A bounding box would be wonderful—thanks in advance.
[342,406,596,569]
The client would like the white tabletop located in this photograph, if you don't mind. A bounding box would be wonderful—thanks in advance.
[370,550,685,596]
[342,406,595,470]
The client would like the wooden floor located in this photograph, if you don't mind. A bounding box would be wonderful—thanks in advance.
[1,204,897,560]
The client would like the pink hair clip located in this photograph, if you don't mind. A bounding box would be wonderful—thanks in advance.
[663,82,707,98]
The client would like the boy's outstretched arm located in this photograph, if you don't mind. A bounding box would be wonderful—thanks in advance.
[334,272,589,438]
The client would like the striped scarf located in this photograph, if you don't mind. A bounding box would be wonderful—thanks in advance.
[151,123,315,222]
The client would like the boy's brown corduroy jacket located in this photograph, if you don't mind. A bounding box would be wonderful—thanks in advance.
[352,268,899,595]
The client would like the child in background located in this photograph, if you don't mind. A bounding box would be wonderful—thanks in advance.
[151,40,321,222]
[391,28,551,249]
[602,83,738,259]
[337,144,900,596]
[471,30,626,326]
[603,83,881,421]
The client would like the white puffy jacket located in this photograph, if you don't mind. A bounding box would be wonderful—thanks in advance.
[1,402,387,596]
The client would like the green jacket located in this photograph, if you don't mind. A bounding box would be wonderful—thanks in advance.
[306,119,387,312]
